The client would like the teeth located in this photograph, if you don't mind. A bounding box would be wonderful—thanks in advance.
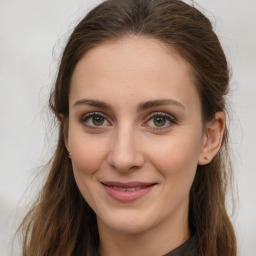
[112,186,144,191]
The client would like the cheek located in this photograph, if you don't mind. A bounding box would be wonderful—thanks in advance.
[147,133,201,185]
[68,133,109,206]
[148,136,200,213]
[68,132,109,175]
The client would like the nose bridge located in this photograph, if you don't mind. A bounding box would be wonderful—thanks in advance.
[107,122,144,172]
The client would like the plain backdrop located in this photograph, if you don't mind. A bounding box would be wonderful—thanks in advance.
[0,0,255,255]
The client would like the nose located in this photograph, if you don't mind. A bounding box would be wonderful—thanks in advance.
[107,125,145,173]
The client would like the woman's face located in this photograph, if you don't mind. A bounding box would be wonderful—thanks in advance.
[66,37,206,235]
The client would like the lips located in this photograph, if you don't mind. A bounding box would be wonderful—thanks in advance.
[101,181,157,202]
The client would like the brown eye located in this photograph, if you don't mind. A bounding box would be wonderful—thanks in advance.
[92,116,104,126]
[81,112,111,128]
[153,116,167,127]
[143,112,176,130]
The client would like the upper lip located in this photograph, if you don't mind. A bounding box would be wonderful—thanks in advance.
[101,181,157,188]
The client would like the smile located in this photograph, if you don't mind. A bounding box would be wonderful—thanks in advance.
[109,186,147,191]
[101,181,157,202]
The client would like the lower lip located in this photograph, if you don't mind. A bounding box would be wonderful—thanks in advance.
[102,184,156,202]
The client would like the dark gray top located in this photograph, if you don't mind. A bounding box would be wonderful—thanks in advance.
[163,235,199,256]
[96,235,199,256]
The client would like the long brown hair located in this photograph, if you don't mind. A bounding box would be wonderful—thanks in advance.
[18,0,237,255]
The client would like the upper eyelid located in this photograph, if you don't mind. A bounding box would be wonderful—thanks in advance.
[81,111,110,120]
[145,111,176,121]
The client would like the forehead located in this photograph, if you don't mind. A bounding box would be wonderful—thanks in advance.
[70,36,200,113]
[72,36,193,81]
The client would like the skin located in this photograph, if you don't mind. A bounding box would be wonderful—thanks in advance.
[65,37,225,256]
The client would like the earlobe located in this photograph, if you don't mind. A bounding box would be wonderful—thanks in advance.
[198,112,226,165]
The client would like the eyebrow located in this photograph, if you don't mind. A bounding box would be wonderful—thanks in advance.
[72,98,185,111]
[73,99,111,109]
[137,99,185,111]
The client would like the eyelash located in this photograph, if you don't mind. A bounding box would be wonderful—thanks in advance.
[80,112,110,130]
[80,111,177,130]
[142,112,177,130]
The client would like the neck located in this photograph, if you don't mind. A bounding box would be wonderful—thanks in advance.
[97,207,190,256]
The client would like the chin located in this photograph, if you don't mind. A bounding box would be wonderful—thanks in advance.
[97,210,154,235]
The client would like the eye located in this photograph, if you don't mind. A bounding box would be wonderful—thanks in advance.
[143,112,176,129]
[81,112,111,129]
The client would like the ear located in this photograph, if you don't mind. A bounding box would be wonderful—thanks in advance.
[198,112,226,165]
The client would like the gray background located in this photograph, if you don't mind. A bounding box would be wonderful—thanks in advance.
[0,0,255,255]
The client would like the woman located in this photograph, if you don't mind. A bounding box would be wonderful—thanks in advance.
[19,0,237,255]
